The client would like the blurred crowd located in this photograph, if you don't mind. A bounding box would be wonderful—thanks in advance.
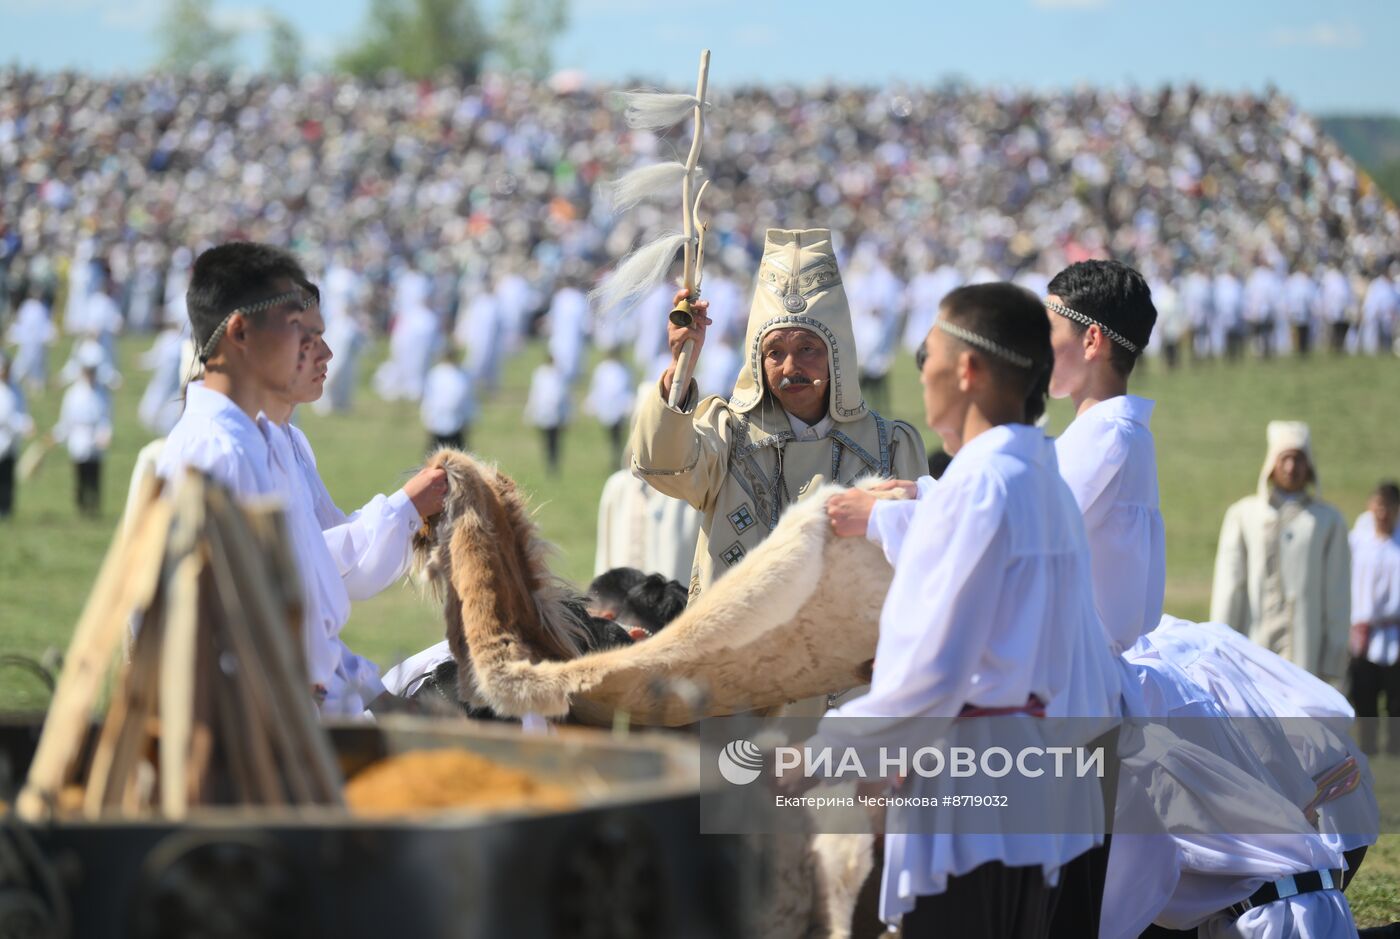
[2,67,1399,508]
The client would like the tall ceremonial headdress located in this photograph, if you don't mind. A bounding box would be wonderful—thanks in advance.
[592,51,713,408]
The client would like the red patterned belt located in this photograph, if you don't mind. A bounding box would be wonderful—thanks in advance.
[958,695,1046,720]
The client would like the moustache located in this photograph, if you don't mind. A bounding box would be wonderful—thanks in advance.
[778,375,826,390]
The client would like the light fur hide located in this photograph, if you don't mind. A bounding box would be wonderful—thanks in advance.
[411,450,589,711]
[414,449,901,726]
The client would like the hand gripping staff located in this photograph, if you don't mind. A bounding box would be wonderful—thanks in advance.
[592,50,713,408]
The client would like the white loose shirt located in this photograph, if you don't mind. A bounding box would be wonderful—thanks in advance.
[1107,642,1347,936]
[525,363,570,429]
[53,378,111,461]
[1055,395,1166,653]
[0,381,33,459]
[1148,616,1379,856]
[811,424,1123,921]
[420,363,477,437]
[155,384,387,717]
[1350,527,1400,666]
[584,359,634,428]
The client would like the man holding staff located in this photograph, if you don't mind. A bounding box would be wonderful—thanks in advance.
[631,227,927,597]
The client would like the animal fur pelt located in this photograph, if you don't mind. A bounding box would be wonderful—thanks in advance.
[411,449,591,711]
[413,449,901,726]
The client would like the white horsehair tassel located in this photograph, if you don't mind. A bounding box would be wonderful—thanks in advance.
[606,162,694,213]
[590,232,690,316]
[611,91,709,131]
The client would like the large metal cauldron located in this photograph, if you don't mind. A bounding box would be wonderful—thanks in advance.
[0,716,765,939]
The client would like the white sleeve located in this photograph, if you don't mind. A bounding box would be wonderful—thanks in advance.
[155,430,265,501]
[812,472,1009,764]
[322,489,422,600]
[864,476,936,564]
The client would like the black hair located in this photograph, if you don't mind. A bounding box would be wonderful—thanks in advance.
[937,283,1054,425]
[186,242,315,359]
[1375,481,1400,506]
[1046,260,1157,378]
[587,567,648,614]
[618,574,688,635]
[927,449,953,480]
[578,615,635,652]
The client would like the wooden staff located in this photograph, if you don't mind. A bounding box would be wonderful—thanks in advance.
[667,49,711,409]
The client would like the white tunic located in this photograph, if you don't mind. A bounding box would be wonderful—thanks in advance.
[0,381,34,459]
[1349,527,1400,666]
[137,327,187,435]
[420,363,477,438]
[1054,395,1166,653]
[314,312,366,415]
[1360,277,1397,354]
[546,287,589,385]
[53,378,111,461]
[811,424,1123,921]
[6,299,54,387]
[282,423,421,603]
[525,363,570,429]
[902,266,962,353]
[594,468,701,583]
[1317,269,1352,325]
[1105,644,1356,938]
[584,359,634,428]
[1283,273,1318,327]
[155,385,381,716]
[1148,617,1379,857]
[373,304,440,402]
[455,293,503,392]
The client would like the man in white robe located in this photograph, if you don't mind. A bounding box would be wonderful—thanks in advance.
[454,285,504,395]
[1213,268,1244,360]
[593,467,700,585]
[421,352,476,452]
[1108,647,1357,939]
[525,355,570,475]
[1045,259,1166,654]
[817,284,1121,935]
[1283,267,1319,356]
[373,291,440,402]
[545,280,589,386]
[1317,265,1353,354]
[0,353,34,518]
[6,291,55,392]
[53,351,112,515]
[157,243,445,716]
[1348,481,1400,755]
[583,349,633,468]
[1359,270,1397,356]
[1211,421,1351,684]
[137,320,190,435]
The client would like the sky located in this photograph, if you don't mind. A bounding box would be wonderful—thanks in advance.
[0,0,1396,116]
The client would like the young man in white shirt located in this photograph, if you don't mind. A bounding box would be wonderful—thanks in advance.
[1045,259,1166,654]
[813,283,1123,937]
[0,353,34,518]
[54,349,112,516]
[157,242,445,716]
[1348,481,1400,755]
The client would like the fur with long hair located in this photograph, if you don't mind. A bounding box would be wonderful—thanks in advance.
[411,449,589,710]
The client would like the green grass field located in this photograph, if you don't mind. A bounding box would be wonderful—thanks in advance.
[0,335,1397,923]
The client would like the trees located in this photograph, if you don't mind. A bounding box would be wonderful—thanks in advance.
[495,0,569,77]
[265,10,304,81]
[336,0,569,81]
[157,0,237,73]
[336,0,492,81]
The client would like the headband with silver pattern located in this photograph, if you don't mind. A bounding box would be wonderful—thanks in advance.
[1044,298,1139,354]
[933,319,1034,369]
[198,289,316,362]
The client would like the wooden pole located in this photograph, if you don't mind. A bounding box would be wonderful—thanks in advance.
[667,49,711,410]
